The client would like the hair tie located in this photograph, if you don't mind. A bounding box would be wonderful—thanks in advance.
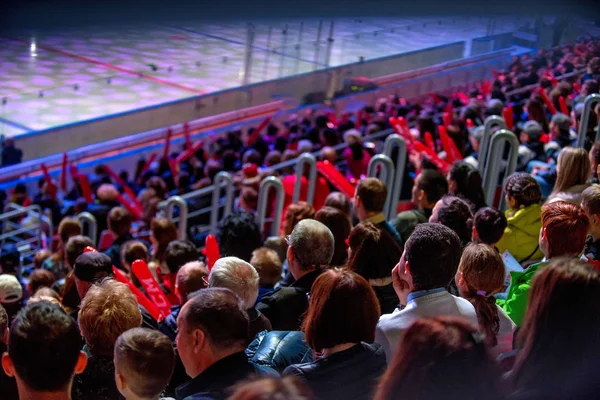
[476,290,487,296]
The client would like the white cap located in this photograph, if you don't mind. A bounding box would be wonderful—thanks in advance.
[0,274,23,304]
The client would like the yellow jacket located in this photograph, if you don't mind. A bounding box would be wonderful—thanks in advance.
[496,204,544,262]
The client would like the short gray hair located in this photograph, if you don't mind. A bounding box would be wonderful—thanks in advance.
[209,257,259,309]
[288,219,334,270]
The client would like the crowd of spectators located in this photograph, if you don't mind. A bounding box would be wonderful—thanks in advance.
[0,36,600,400]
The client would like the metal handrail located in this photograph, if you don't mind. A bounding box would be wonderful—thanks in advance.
[292,153,317,205]
[383,134,407,218]
[77,212,98,246]
[257,176,285,236]
[210,172,235,234]
[576,93,600,148]
[163,196,188,240]
[367,154,396,220]
[480,115,507,176]
[482,129,519,209]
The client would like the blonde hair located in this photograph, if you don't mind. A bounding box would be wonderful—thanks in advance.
[209,257,259,309]
[78,279,142,357]
[551,147,590,198]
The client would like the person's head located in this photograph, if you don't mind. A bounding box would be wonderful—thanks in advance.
[551,147,590,197]
[395,223,462,292]
[512,258,600,395]
[282,202,315,237]
[347,222,402,279]
[520,120,543,144]
[229,376,314,400]
[64,235,94,270]
[73,251,114,299]
[78,279,142,357]
[0,243,21,275]
[97,183,119,203]
[33,249,52,269]
[526,98,549,131]
[250,248,282,289]
[448,161,486,211]
[540,201,589,259]
[120,240,149,273]
[411,169,448,210]
[550,113,571,139]
[429,195,474,246]
[216,211,263,262]
[175,261,209,305]
[286,219,334,280]
[209,257,259,310]
[176,288,248,378]
[57,217,82,246]
[114,328,176,400]
[472,207,507,246]
[0,274,24,312]
[150,218,178,261]
[108,207,132,237]
[314,206,352,266]
[303,269,379,352]
[374,317,503,400]
[0,304,7,344]
[1,302,87,395]
[504,173,542,210]
[456,243,505,347]
[165,240,198,275]
[27,268,55,295]
[582,185,600,238]
[324,192,351,217]
[354,178,387,220]
[319,146,337,164]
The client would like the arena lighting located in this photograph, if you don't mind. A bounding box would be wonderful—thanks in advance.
[30,39,37,57]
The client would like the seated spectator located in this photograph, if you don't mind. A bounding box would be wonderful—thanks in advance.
[499,201,589,327]
[257,220,334,330]
[354,178,403,247]
[447,161,487,211]
[391,169,448,243]
[517,121,546,171]
[103,207,134,270]
[0,304,17,400]
[216,212,263,262]
[546,147,590,204]
[545,113,573,162]
[456,243,516,357]
[348,222,400,314]
[374,317,504,400]
[149,217,178,275]
[229,376,314,400]
[160,261,208,342]
[344,130,372,181]
[161,240,199,305]
[511,258,600,398]
[175,288,277,399]
[33,249,51,270]
[114,328,176,400]
[1,138,23,167]
[324,191,352,219]
[0,275,23,324]
[582,185,600,261]
[314,206,352,266]
[375,223,478,361]
[472,207,507,248]
[27,269,55,296]
[42,217,81,279]
[73,279,142,400]
[245,330,313,374]
[88,184,121,236]
[283,269,385,399]
[58,235,94,314]
[120,240,149,284]
[209,257,272,343]
[249,248,282,304]
[1,302,87,400]
[496,173,544,262]
[429,195,473,247]
[265,202,315,264]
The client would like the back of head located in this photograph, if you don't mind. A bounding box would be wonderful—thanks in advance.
[58,217,82,244]
[114,328,175,399]
[121,241,149,271]
[250,248,282,288]
[209,257,259,309]
[504,173,542,208]
[314,206,352,266]
[229,376,314,400]
[417,169,448,205]
[151,217,178,250]
[108,207,132,237]
[375,317,503,400]
[79,279,142,357]
[356,178,387,213]
[449,162,486,211]
[283,202,316,236]
[28,269,56,295]
[324,192,351,217]
[175,261,209,304]
[216,211,263,262]
[65,235,95,268]
[7,302,82,392]
[431,196,474,246]
[582,184,600,216]
[182,288,249,353]
[553,147,590,195]
[404,223,462,290]
[0,243,21,275]
[165,240,198,275]
[541,201,589,258]
[348,222,401,278]
[288,219,334,271]
[473,207,507,245]
[303,269,380,352]
[73,252,114,284]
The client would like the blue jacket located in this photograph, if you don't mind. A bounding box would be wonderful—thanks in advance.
[160,305,181,342]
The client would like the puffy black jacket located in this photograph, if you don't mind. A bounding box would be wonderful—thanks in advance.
[246,330,313,373]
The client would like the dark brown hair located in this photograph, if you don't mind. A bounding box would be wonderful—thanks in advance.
[356,178,387,213]
[151,218,178,263]
[324,192,351,217]
[473,207,507,245]
[504,173,542,208]
[28,269,56,295]
[282,202,315,236]
[347,222,401,280]
[432,196,473,247]
[108,207,132,237]
[315,206,352,266]
[302,269,380,352]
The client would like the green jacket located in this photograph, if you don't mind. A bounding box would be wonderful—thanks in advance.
[496,204,544,263]
[390,209,430,244]
[497,261,546,327]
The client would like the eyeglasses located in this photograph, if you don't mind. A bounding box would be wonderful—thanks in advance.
[202,275,209,287]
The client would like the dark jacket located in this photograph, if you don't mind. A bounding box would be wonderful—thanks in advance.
[247,307,272,343]
[256,270,321,331]
[175,352,278,400]
[102,233,135,271]
[390,208,431,244]
[246,330,313,373]
[0,342,18,400]
[160,304,181,342]
[585,235,600,262]
[72,355,123,400]
[283,343,387,400]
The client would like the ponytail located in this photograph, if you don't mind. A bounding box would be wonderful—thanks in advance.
[466,291,500,347]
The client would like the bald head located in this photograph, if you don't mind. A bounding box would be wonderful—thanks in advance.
[209,257,259,309]
[175,261,209,304]
[288,219,334,272]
